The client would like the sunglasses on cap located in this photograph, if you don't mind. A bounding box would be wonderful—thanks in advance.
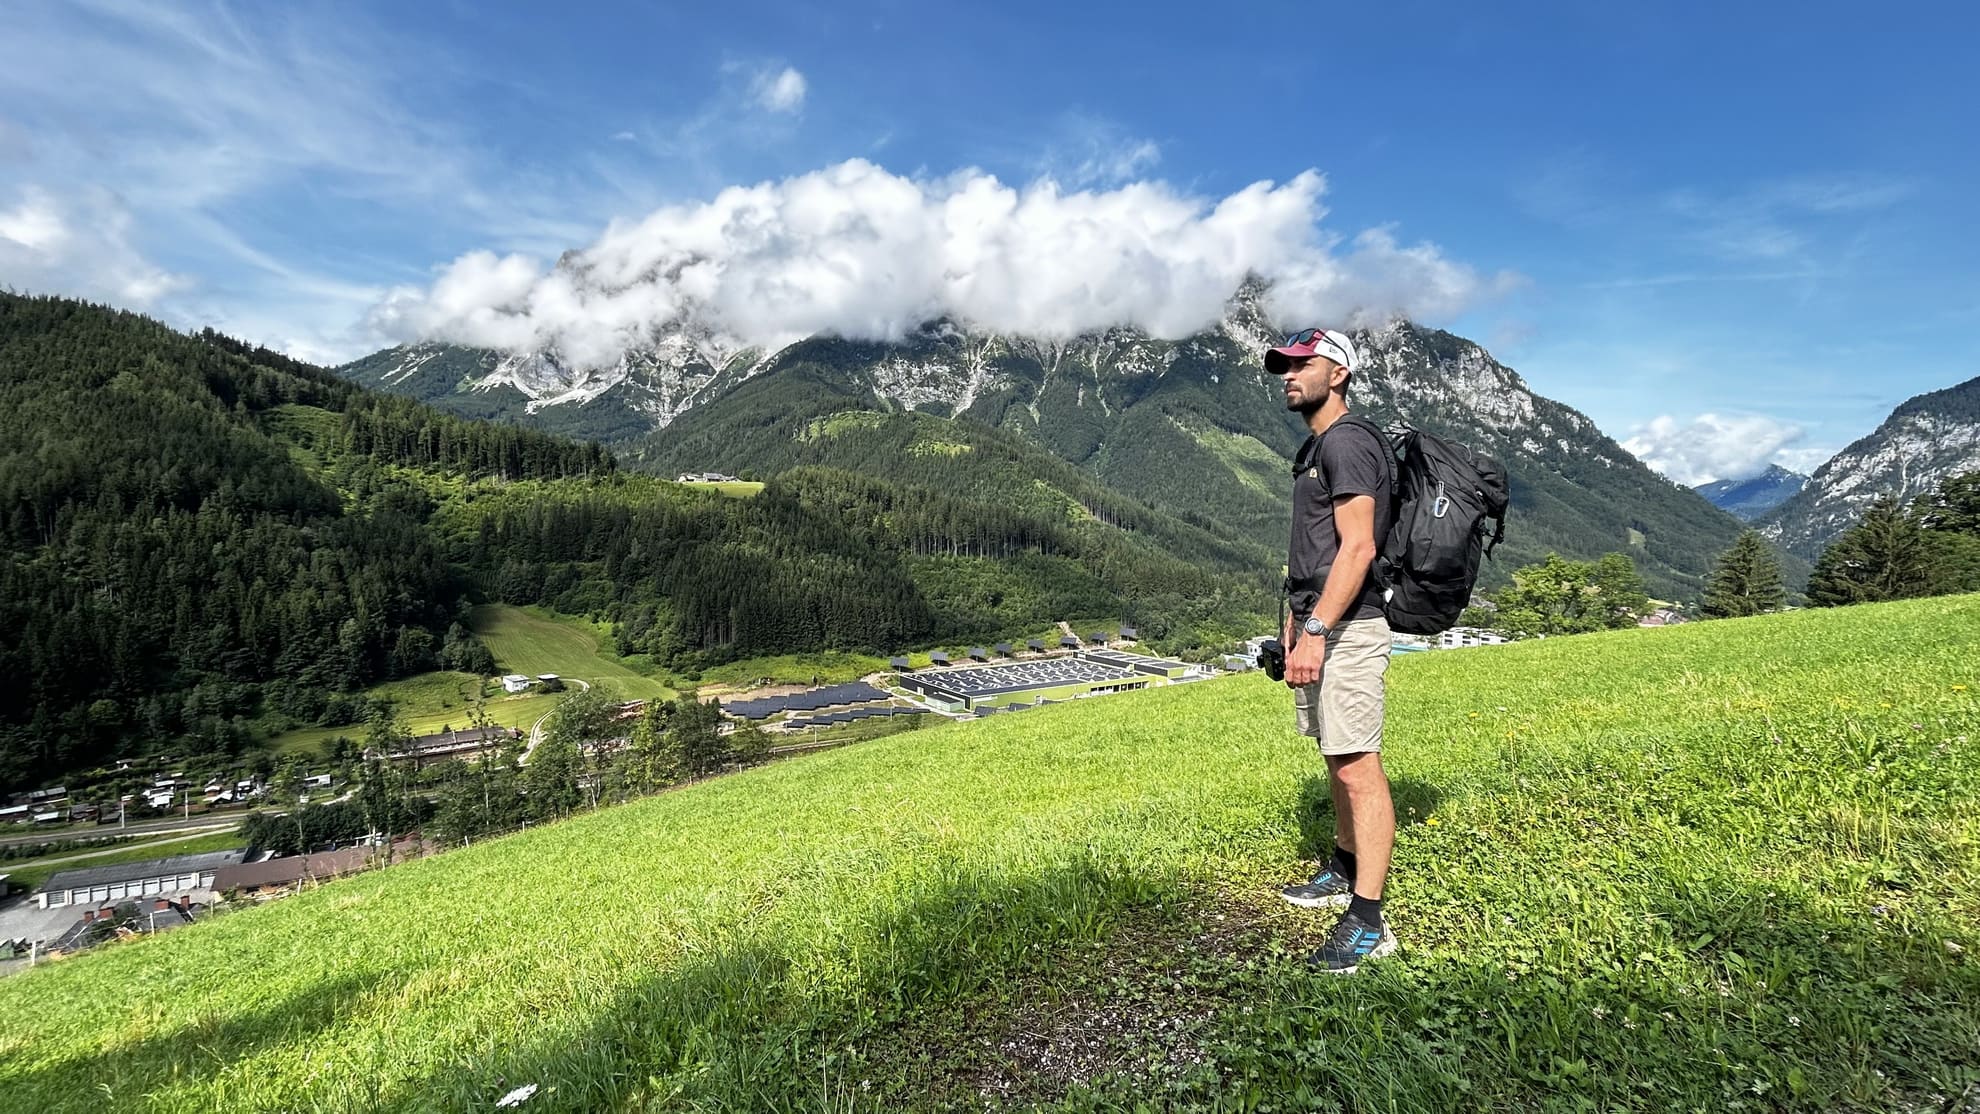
[1283,328,1330,347]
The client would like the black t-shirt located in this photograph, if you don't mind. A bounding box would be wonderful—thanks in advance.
[1289,417,1393,621]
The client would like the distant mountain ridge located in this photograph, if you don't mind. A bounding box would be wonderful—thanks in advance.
[1693,465,1807,520]
[1760,374,1980,557]
[341,291,1758,599]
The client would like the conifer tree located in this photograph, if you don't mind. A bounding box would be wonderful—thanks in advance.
[1701,531,1788,618]
[1808,495,1933,606]
[1913,470,1980,535]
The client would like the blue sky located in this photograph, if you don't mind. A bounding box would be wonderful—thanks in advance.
[3,0,1976,484]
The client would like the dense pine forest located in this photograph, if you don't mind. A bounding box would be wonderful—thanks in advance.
[0,296,610,785]
[0,295,1271,787]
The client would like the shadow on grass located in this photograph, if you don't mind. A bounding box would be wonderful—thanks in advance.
[3,969,390,1104]
[1292,772,1444,860]
[16,855,1975,1113]
[838,868,1980,1113]
[338,850,1180,1112]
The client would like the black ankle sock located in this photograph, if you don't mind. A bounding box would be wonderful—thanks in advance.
[1329,848,1358,881]
[1348,893,1383,925]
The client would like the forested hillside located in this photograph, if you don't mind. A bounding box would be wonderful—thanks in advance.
[0,295,611,785]
[0,295,1269,786]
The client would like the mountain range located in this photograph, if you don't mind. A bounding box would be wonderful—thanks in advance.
[1692,465,1807,520]
[343,292,1758,600]
[1758,374,1980,558]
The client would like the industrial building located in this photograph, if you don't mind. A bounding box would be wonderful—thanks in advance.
[896,650,1192,714]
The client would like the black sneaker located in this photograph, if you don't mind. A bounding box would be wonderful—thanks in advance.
[1308,909,1398,974]
[1279,866,1353,909]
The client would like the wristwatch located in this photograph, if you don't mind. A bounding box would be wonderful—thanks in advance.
[1301,616,1332,639]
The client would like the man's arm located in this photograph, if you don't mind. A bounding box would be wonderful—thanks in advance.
[1284,493,1376,686]
[1311,493,1378,630]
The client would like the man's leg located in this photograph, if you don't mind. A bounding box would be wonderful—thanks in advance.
[1326,752,1392,899]
[1309,619,1396,973]
[1330,775,1353,854]
[1281,677,1355,909]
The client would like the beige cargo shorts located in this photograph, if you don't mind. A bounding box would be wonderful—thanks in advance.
[1291,615,1393,755]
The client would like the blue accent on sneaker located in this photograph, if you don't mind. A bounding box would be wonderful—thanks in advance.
[1279,867,1353,909]
[1309,909,1398,974]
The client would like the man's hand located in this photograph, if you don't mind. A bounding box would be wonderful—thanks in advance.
[1284,634,1325,687]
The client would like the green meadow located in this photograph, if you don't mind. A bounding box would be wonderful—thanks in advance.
[266,672,564,755]
[468,603,678,703]
[2,597,1975,1112]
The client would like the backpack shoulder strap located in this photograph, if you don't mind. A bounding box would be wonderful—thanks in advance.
[1317,413,1399,500]
[1315,413,1400,593]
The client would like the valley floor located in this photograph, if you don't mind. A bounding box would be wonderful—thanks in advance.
[0,597,1976,1112]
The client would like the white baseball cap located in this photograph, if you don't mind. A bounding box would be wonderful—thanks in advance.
[1264,327,1359,374]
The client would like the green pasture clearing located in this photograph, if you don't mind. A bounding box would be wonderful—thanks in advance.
[4,596,1977,1111]
[266,673,562,756]
[1175,415,1285,499]
[4,830,249,893]
[467,603,677,702]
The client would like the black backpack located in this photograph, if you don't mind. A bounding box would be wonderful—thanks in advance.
[1308,415,1511,635]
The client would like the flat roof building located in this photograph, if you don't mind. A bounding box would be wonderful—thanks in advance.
[38,849,246,909]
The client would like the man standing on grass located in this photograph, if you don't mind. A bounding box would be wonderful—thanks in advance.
[1266,327,1398,974]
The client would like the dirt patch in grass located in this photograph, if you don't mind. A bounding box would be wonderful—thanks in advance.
[856,883,1335,1110]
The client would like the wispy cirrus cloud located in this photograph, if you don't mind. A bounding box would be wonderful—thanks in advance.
[0,0,638,358]
[1520,154,1914,277]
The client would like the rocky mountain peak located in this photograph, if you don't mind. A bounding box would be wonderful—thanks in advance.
[1760,374,1980,556]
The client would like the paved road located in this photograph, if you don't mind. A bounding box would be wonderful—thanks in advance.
[2,823,242,873]
[520,678,592,765]
[0,816,240,853]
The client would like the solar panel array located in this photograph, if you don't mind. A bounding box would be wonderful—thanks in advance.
[1085,649,1190,673]
[911,657,1140,698]
[785,706,928,729]
[722,681,889,720]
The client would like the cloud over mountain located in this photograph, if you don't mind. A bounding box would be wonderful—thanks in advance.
[1622,411,1817,487]
[370,159,1506,368]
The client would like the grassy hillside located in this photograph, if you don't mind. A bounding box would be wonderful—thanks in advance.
[265,671,564,755]
[467,604,677,703]
[2,597,1976,1111]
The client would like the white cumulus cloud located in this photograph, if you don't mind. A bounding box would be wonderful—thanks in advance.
[752,67,807,113]
[370,159,1504,369]
[1622,412,1814,487]
[0,185,190,306]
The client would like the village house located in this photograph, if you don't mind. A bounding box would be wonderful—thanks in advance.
[1438,627,1510,649]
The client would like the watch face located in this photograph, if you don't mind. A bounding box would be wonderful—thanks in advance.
[1303,618,1325,634]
